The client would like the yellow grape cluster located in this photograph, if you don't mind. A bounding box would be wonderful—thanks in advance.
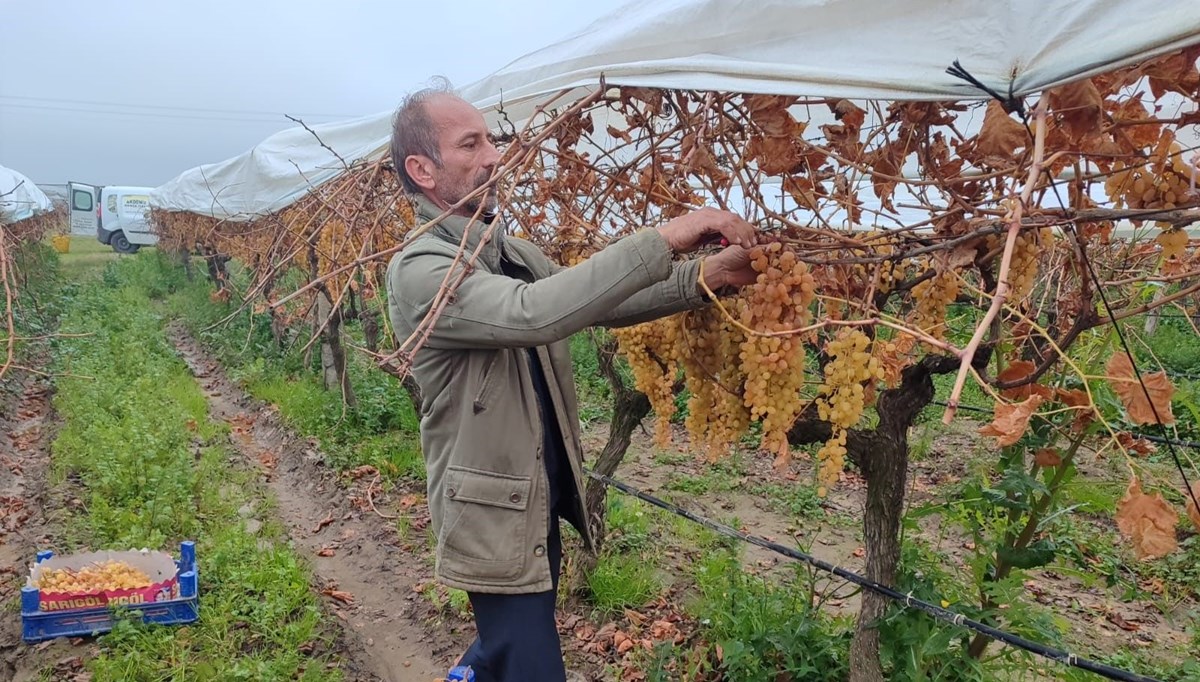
[738,243,816,465]
[1105,164,1192,210]
[1156,228,1190,260]
[815,330,883,494]
[851,231,900,295]
[1008,228,1051,301]
[613,316,683,448]
[680,305,750,460]
[909,268,960,340]
[36,561,153,594]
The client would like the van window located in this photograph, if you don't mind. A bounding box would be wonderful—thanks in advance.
[72,189,93,212]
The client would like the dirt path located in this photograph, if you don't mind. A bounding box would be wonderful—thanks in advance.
[168,324,454,682]
[0,361,94,681]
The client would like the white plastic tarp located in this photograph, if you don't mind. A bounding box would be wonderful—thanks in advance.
[0,165,53,225]
[151,0,1200,220]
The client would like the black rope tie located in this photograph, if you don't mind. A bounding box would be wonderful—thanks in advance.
[946,59,1026,116]
[585,469,1161,682]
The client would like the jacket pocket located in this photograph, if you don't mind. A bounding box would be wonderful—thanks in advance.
[472,353,502,413]
[439,466,531,580]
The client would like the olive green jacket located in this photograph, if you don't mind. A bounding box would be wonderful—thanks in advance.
[386,197,705,593]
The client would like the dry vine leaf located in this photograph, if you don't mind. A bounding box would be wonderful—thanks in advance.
[997,360,1054,400]
[1115,477,1178,560]
[1187,481,1200,533]
[1055,387,1096,432]
[1034,448,1062,467]
[975,102,1028,159]
[1115,431,1156,456]
[978,394,1044,447]
[1046,80,1104,140]
[1105,352,1175,425]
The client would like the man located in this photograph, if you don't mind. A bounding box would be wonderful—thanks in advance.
[385,80,759,682]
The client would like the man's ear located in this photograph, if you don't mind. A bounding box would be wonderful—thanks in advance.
[405,155,437,192]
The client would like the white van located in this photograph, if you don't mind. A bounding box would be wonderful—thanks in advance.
[69,182,159,254]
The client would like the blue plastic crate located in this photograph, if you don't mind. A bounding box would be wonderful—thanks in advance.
[21,540,199,643]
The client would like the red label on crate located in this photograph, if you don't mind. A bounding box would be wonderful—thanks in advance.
[29,549,182,614]
[39,578,179,611]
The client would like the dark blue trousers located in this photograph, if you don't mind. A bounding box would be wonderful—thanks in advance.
[458,517,565,682]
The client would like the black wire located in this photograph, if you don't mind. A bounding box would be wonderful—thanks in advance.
[585,470,1161,682]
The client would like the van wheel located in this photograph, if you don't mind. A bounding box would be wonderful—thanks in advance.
[112,232,140,254]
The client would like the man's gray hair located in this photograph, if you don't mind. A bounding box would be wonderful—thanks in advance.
[391,77,457,194]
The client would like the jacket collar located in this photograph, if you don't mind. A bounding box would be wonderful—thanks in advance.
[414,194,505,271]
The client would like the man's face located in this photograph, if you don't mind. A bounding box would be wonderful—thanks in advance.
[425,95,501,216]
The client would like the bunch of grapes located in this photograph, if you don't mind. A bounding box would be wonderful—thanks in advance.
[1104,140,1196,211]
[36,561,153,594]
[909,268,960,341]
[1156,228,1190,260]
[613,315,683,448]
[737,243,816,466]
[1008,227,1051,302]
[815,329,883,494]
[680,304,750,460]
[850,231,900,296]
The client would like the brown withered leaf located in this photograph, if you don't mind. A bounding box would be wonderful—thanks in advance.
[1106,611,1140,632]
[975,102,1028,159]
[745,94,802,137]
[1046,80,1104,140]
[606,125,633,145]
[867,145,902,213]
[1055,387,1096,432]
[1186,481,1200,533]
[978,395,1044,447]
[1034,448,1062,467]
[321,588,355,605]
[832,99,866,131]
[1115,432,1157,457]
[1106,353,1175,425]
[1115,477,1178,560]
[998,360,1037,400]
[748,135,800,175]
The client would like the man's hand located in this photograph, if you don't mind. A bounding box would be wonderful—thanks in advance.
[700,245,757,293]
[658,207,757,253]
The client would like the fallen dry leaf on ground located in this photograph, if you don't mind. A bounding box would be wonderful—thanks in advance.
[321,587,354,605]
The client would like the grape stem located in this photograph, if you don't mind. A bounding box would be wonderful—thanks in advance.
[942,99,1049,424]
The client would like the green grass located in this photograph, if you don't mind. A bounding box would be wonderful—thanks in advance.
[587,553,662,614]
[114,253,427,483]
[48,256,342,681]
[752,481,825,520]
[57,234,121,279]
[671,552,852,682]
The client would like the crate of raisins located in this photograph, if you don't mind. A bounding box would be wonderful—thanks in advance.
[21,541,199,642]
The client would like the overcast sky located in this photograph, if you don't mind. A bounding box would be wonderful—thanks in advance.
[0,0,627,187]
